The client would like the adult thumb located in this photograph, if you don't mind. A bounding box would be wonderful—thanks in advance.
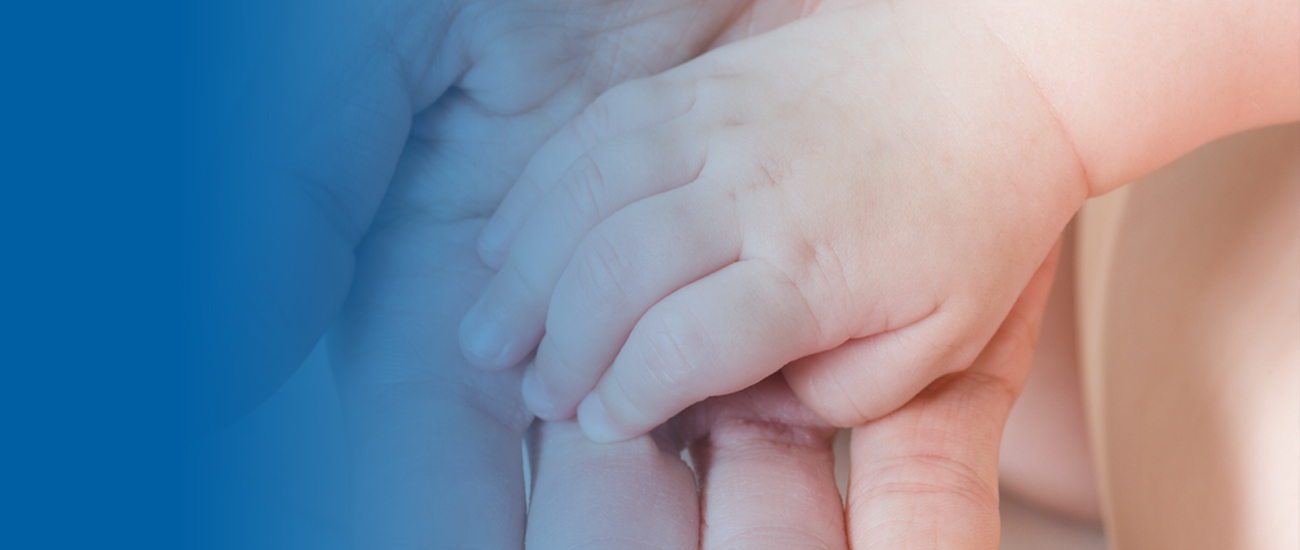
[838,240,1061,549]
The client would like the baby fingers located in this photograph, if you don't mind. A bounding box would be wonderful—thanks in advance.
[523,185,742,419]
[477,68,699,269]
[458,121,707,370]
[576,258,833,442]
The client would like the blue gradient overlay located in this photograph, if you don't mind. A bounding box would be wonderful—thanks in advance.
[3,0,191,548]
[183,0,524,546]
[0,0,726,546]
[4,0,772,546]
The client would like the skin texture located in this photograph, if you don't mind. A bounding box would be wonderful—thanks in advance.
[465,0,1087,441]
[215,0,805,545]
[207,0,1299,545]
[978,0,1300,191]
[527,244,1060,549]
[461,0,1299,442]
[312,2,1069,546]
[202,0,854,429]
[213,1,1033,547]
[325,7,764,548]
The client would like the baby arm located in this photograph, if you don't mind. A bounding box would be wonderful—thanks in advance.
[461,0,1298,441]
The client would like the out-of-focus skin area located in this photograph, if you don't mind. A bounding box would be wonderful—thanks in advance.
[1000,221,1103,523]
[998,122,1300,549]
[1077,123,1300,550]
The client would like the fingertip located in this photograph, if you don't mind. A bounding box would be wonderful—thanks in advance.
[577,392,633,443]
[783,364,870,429]
[458,297,517,370]
[476,219,511,270]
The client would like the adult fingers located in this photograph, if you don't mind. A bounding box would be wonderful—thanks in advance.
[525,420,697,550]
[523,185,743,420]
[459,122,712,371]
[681,376,847,550]
[843,241,1060,550]
[577,258,831,442]
[477,68,700,269]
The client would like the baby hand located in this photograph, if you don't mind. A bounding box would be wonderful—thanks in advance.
[461,0,1088,441]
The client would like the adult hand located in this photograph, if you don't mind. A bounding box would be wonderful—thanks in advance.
[525,243,1060,549]
[201,0,795,425]
[314,0,813,546]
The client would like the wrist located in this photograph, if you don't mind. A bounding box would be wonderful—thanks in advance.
[972,0,1300,195]
[824,0,1092,249]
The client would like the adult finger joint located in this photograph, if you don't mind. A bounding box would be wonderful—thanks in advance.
[638,324,705,398]
[850,454,996,514]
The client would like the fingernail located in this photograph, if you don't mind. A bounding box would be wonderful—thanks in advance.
[477,220,511,269]
[521,367,562,420]
[459,299,509,368]
[577,392,624,443]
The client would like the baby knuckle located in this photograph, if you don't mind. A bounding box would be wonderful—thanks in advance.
[795,364,882,426]
[603,373,652,425]
[571,236,636,315]
[558,156,606,227]
[639,328,700,395]
[535,339,582,388]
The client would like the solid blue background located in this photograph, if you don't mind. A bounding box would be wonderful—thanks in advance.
[2,1,195,547]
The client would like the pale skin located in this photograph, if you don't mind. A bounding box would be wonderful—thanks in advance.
[207,0,772,424]
[998,221,1103,523]
[999,124,1300,547]
[217,0,1048,546]
[528,246,1059,549]
[217,0,797,545]
[1075,124,1300,549]
[212,0,1297,545]
[461,0,1300,442]
[319,3,1081,547]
